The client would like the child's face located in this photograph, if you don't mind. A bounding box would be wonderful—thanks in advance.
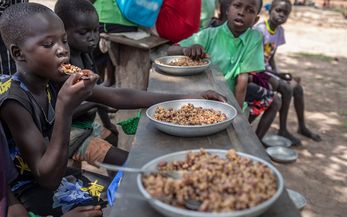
[226,0,260,37]
[269,2,291,26]
[15,13,70,81]
[66,12,99,53]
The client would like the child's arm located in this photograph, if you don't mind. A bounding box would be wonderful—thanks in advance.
[98,108,118,136]
[72,102,99,120]
[88,86,226,109]
[268,51,292,80]
[0,74,98,189]
[167,44,207,59]
[234,73,249,109]
[268,50,279,73]
[7,188,102,217]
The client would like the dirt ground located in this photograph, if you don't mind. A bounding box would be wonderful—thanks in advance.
[266,6,347,217]
[31,1,347,216]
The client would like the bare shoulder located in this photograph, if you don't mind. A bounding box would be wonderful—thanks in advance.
[0,100,45,160]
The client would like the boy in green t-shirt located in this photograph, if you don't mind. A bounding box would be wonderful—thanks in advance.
[168,0,281,139]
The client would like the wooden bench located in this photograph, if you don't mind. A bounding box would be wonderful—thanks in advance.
[100,33,169,90]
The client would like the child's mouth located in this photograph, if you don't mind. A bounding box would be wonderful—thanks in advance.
[276,17,285,23]
[234,18,244,26]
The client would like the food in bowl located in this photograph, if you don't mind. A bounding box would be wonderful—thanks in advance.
[154,103,226,125]
[142,149,277,212]
[165,57,208,67]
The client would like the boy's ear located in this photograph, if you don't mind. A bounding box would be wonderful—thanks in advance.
[253,15,260,25]
[10,44,25,62]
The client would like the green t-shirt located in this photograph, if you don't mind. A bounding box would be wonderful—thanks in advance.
[93,0,135,26]
[200,0,216,29]
[179,22,265,92]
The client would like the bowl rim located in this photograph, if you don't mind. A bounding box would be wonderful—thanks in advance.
[145,99,237,129]
[137,149,284,217]
[286,189,307,210]
[266,146,298,162]
[262,135,292,147]
[154,55,211,69]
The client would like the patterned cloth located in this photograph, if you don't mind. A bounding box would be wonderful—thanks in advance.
[0,73,56,192]
[246,83,274,116]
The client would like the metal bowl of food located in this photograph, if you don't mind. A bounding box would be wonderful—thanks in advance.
[154,56,211,76]
[146,99,237,137]
[137,149,284,217]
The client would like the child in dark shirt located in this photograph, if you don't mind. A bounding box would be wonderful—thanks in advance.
[0,3,224,215]
[55,0,125,167]
[1,124,102,217]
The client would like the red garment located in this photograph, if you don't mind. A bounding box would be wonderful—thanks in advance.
[156,0,201,43]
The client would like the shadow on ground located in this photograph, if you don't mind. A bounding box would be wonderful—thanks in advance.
[266,52,347,217]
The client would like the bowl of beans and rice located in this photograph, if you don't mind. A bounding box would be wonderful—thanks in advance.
[146,99,237,137]
[154,56,211,75]
[137,149,284,217]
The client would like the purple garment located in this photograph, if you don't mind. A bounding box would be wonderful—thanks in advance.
[254,20,285,71]
[0,123,18,217]
[251,21,286,89]
[251,72,271,89]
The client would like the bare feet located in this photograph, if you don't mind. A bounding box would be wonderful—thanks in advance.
[298,127,322,141]
[278,130,302,146]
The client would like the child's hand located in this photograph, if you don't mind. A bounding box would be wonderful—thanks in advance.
[62,205,102,217]
[191,90,227,102]
[57,70,99,114]
[183,44,207,60]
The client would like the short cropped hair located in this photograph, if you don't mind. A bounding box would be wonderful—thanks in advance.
[221,0,264,15]
[0,3,54,48]
[54,0,97,30]
[270,0,292,11]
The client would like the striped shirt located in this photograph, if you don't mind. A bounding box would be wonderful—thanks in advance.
[0,0,28,75]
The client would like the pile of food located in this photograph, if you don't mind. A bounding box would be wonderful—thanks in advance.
[59,63,82,75]
[154,103,226,125]
[142,149,277,212]
[166,57,208,67]
[59,64,90,82]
